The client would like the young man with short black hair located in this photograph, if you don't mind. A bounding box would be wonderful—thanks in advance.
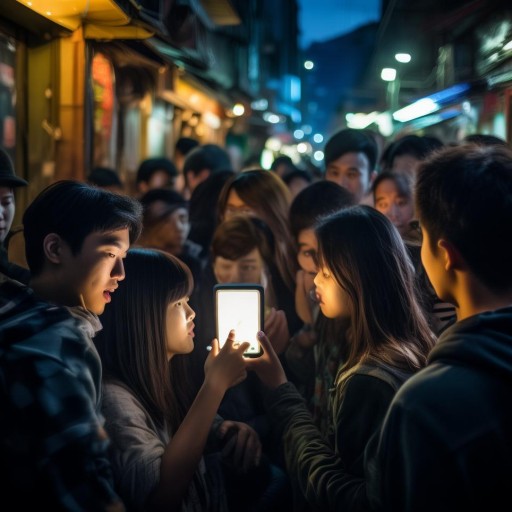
[323,128,378,204]
[248,143,512,511]
[0,180,142,510]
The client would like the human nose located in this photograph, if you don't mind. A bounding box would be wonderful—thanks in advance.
[388,203,399,220]
[186,302,195,320]
[112,257,126,281]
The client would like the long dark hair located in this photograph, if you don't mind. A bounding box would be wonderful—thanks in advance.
[217,169,298,291]
[315,206,435,381]
[94,248,194,432]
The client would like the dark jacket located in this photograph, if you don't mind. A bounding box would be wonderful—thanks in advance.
[0,243,30,284]
[266,362,413,511]
[368,307,512,512]
[0,276,121,510]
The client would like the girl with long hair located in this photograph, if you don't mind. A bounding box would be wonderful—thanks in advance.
[217,169,298,297]
[94,248,260,512]
[216,169,301,338]
[248,205,436,511]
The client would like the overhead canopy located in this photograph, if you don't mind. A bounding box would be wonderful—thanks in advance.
[13,0,154,39]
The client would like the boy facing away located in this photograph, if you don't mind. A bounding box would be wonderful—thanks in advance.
[0,180,142,510]
[248,143,512,511]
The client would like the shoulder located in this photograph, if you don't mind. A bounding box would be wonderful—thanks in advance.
[103,380,141,410]
[102,380,151,426]
[351,363,412,392]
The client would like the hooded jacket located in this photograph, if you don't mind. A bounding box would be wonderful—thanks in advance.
[368,306,512,512]
[0,276,121,510]
[264,307,512,512]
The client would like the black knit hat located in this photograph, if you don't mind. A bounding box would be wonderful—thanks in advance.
[0,148,28,187]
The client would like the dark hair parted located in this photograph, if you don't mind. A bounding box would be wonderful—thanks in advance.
[212,215,274,263]
[140,188,188,225]
[23,180,142,276]
[462,133,508,147]
[388,134,444,163]
[371,171,413,200]
[217,168,298,290]
[94,248,194,432]
[416,144,512,292]
[136,157,177,184]
[324,128,378,171]
[289,180,356,238]
[315,205,434,377]
[175,137,199,155]
[87,166,123,188]
[183,144,232,176]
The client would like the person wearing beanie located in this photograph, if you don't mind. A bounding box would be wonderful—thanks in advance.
[135,157,178,197]
[323,128,378,204]
[0,147,30,284]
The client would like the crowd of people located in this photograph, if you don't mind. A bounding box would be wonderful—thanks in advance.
[0,128,511,512]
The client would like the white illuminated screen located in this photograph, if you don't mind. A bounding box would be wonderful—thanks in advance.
[216,289,261,354]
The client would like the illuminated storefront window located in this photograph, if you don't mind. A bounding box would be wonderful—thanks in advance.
[92,52,117,168]
[0,35,16,155]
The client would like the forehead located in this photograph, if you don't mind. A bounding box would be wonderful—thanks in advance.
[85,228,130,248]
[147,200,186,217]
[149,169,172,182]
[391,154,420,174]
[375,178,400,196]
[298,228,317,247]
[215,247,262,264]
[0,186,14,198]
[327,151,370,172]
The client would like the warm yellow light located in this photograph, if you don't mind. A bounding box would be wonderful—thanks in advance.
[233,103,245,116]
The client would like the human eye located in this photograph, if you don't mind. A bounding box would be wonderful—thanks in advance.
[174,296,189,308]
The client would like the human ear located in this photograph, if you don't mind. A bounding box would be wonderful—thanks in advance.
[438,239,464,272]
[42,233,64,264]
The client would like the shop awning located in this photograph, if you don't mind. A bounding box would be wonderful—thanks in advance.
[13,0,154,39]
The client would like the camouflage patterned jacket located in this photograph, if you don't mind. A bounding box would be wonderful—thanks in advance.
[0,275,123,511]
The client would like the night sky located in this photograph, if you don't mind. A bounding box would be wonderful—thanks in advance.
[298,0,381,48]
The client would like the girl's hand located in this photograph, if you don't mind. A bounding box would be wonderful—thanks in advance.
[245,331,288,390]
[204,330,249,393]
[264,308,290,354]
[217,420,262,473]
